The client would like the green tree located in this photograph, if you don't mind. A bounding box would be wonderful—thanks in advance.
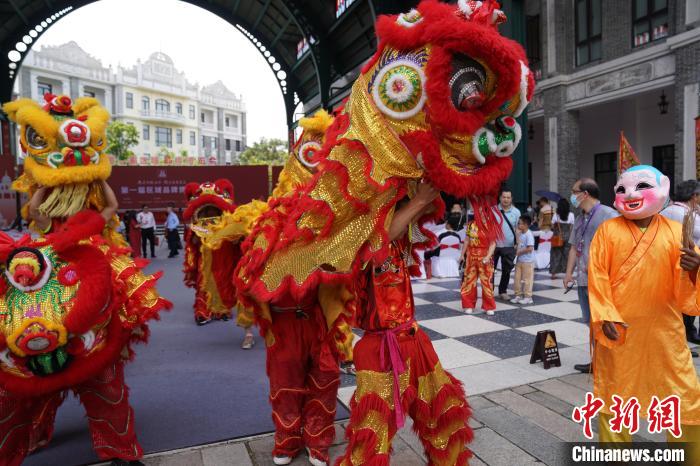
[106,121,139,161]
[238,138,288,165]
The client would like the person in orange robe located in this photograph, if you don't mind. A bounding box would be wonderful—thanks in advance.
[588,166,700,461]
[336,184,472,466]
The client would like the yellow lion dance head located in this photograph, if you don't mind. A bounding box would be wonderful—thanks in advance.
[3,94,112,220]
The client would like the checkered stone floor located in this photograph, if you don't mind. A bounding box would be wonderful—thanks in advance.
[338,271,592,405]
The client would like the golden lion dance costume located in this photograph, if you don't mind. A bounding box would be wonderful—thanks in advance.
[0,211,171,465]
[182,179,246,325]
[236,1,533,464]
[3,94,120,241]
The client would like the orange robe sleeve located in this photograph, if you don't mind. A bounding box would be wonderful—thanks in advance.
[587,223,627,348]
[677,245,700,315]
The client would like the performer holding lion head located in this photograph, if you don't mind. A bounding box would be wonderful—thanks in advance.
[235,1,534,464]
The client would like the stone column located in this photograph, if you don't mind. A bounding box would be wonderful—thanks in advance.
[673,41,700,182]
[543,85,580,195]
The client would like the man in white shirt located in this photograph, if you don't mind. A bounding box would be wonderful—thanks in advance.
[165,204,181,258]
[137,205,156,258]
[661,180,700,346]
[492,189,520,300]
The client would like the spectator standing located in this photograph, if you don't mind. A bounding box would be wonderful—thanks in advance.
[564,178,618,373]
[549,199,575,279]
[492,189,520,300]
[660,180,700,346]
[510,215,535,305]
[537,197,553,231]
[137,205,156,259]
[125,211,141,258]
[165,204,181,258]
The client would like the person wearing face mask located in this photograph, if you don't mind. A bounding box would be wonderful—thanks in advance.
[587,166,700,459]
[564,178,618,374]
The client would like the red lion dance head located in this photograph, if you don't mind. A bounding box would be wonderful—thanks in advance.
[182,179,237,225]
[0,211,169,396]
[237,0,534,303]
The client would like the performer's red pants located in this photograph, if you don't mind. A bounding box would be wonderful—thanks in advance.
[461,250,495,311]
[267,308,340,462]
[336,329,472,466]
[0,362,142,466]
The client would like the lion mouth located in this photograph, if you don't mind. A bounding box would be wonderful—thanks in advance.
[195,205,223,222]
[450,54,486,111]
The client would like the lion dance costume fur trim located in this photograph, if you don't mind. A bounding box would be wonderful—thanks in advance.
[0,211,171,465]
[236,1,533,464]
[183,179,262,326]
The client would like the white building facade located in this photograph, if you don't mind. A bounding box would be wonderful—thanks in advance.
[14,42,247,165]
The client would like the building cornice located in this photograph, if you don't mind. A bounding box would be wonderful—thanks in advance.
[532,30,699,93]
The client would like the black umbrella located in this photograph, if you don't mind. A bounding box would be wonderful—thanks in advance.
[535,189,562,202]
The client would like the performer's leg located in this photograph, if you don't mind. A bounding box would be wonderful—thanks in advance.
[410,331,472,466]
[597,413,632,443]
[479,259,496,311]
[302,336,340,463]
[460,257,478,310]
[267,313,307,459]
[193,288,212,322]
[0,388,55,466]
[335,337,400,466]
[667,423,700,466]
[28,391,65,453]
[74,362,143,461]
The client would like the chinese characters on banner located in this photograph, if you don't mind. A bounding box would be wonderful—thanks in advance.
[572,392,681,439]
[109,165,270,211]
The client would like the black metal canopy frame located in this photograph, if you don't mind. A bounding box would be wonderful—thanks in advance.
[0,0,420,132]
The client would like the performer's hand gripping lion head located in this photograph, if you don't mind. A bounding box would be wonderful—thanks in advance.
[3,94,111,222]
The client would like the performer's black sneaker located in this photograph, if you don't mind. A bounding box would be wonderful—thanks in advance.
[196,317,211,326]
[574,363,591,373]
[109,460,144,466]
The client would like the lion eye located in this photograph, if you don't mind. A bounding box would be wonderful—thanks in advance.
[25,126,48,150]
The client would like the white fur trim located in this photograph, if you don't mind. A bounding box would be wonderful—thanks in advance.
[297,141,322,169]
[513,61,530,117]
[5,253,53,292]
[58,119,91,148]
[396,9,423,27]
[0,349,15,369]
[80,330,96,352]
[494,120,522,158]
[371,59,427,120]
[470,128,488,164]
[458,0,482,17]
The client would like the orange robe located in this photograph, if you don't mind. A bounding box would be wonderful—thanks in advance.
[588,215,700,424]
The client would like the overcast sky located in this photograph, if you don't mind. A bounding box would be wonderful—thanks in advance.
[28,0,288,143]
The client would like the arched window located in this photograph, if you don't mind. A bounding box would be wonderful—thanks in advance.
[175,102,182,115]
[155,99,170,113]
[142,96,150,111]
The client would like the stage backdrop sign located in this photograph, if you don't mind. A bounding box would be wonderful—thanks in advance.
[110,165,270,211]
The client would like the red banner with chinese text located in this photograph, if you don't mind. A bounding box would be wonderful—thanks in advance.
[109,165,270,212]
